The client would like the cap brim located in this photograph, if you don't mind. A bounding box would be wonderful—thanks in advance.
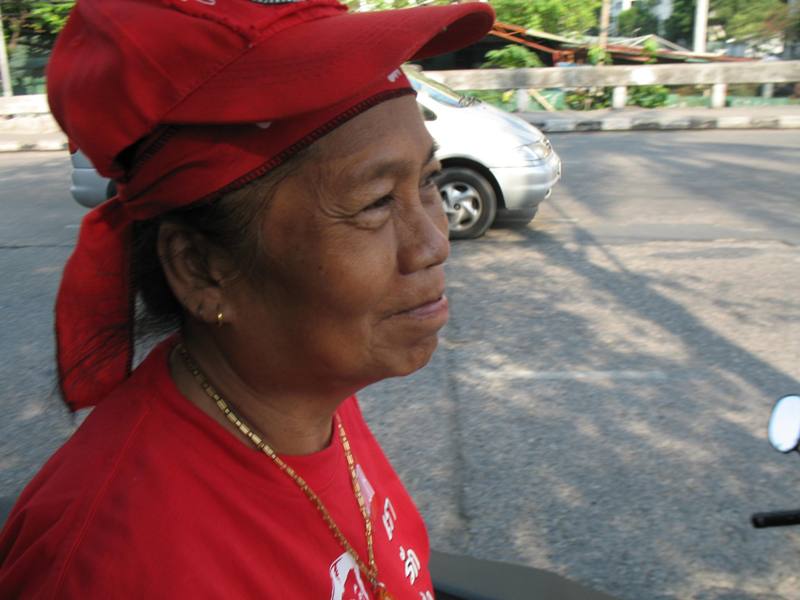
[164,2,494,124]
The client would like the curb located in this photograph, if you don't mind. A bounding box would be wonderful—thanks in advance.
[1,112,799,151]
[0,140,68,152]
[523,113,800,133]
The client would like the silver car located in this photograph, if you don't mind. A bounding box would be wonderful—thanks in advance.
[409,68,561,239]
[71,70,561,240]
[71,147,117,208]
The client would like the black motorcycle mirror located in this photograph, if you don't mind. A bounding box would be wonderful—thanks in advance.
[767,394,800,453]
[751,395,800,529]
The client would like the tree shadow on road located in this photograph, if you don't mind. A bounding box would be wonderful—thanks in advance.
[549,132,800,238]
[370,217,800,600]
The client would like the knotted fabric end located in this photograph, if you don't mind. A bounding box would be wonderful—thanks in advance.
[56,198,135,411]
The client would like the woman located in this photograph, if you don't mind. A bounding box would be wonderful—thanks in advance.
[0,0,494,597]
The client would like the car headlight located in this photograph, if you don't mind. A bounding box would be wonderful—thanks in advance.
[495,139,553,166]
[491,137,554,167]
[518,139,552,162]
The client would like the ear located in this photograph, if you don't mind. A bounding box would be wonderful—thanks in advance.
[156,221,235,325]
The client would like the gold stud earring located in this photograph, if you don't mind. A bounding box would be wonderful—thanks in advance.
[216,309,224,328]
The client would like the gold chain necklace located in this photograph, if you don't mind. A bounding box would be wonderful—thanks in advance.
[176,344,394,600]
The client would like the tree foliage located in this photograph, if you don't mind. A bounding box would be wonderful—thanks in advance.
[665,0,795,46]
[586,45,610,64]
[1,1,74,52]
[482,44,544,68]
[346,0,602,35]
[486,0,602,36]
[346,0,604,36]
[663,0,694,45]
[712,0,793,42]
[616,0,660,37]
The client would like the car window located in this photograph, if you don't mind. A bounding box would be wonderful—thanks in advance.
[407,70,466,108]
[418,102,437,121]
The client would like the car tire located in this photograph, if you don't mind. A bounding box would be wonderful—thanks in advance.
[437,167,497,240]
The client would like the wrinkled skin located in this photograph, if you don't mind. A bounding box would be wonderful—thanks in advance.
[162,95,450,454]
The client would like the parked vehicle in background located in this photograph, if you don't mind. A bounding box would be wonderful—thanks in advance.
[69,69,561,240]
[70,144,116,208]
[408,67,561,239]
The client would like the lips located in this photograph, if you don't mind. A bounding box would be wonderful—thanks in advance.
[393,293,448,319]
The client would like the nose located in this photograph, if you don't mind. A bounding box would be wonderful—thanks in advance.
[396,194,450,276]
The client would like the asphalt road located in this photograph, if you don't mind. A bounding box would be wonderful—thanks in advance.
[1,130,799,600]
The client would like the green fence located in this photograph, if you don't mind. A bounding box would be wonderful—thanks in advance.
[8,43,49,95]
[465,87,800,112]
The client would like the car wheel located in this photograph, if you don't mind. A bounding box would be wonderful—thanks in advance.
[437,167,497,240]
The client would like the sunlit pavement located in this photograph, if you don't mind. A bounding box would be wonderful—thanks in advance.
[2,131,799,599]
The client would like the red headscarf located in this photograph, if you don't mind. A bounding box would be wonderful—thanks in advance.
[47,0,495,410]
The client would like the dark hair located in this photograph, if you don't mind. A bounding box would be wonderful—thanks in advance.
[130,147,314,341]
[57,144,319,407]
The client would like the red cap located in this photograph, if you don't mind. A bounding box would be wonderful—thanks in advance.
[47,0,494,179]
[48,0,495,411]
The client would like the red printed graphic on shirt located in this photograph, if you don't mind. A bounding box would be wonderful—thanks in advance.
[329,463,436,600]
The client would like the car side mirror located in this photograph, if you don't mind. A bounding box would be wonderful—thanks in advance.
[768,395,800,453]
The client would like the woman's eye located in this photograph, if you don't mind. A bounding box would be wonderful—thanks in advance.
[363,195,393,211]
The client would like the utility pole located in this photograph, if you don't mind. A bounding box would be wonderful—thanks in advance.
[0,4,13,97]
[599,0,611,49]
[693,0,710,54]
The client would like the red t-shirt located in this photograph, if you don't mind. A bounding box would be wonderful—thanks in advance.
[0,338,434,599]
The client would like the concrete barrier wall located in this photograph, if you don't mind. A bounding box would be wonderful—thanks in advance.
[425,61,800,109]
[0,94,50,116]
[426,61,800,90]
[3,61,799,115]
[0,95,60,142]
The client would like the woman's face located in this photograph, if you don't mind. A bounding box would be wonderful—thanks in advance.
[223,95,450,396]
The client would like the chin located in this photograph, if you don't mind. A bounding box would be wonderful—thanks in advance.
[388,335,440,378]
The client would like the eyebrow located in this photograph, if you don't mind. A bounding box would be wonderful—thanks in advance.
[350,141,440,185]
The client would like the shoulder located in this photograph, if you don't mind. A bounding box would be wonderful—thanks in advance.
[0,341,179,597]
[0,396,154,597]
